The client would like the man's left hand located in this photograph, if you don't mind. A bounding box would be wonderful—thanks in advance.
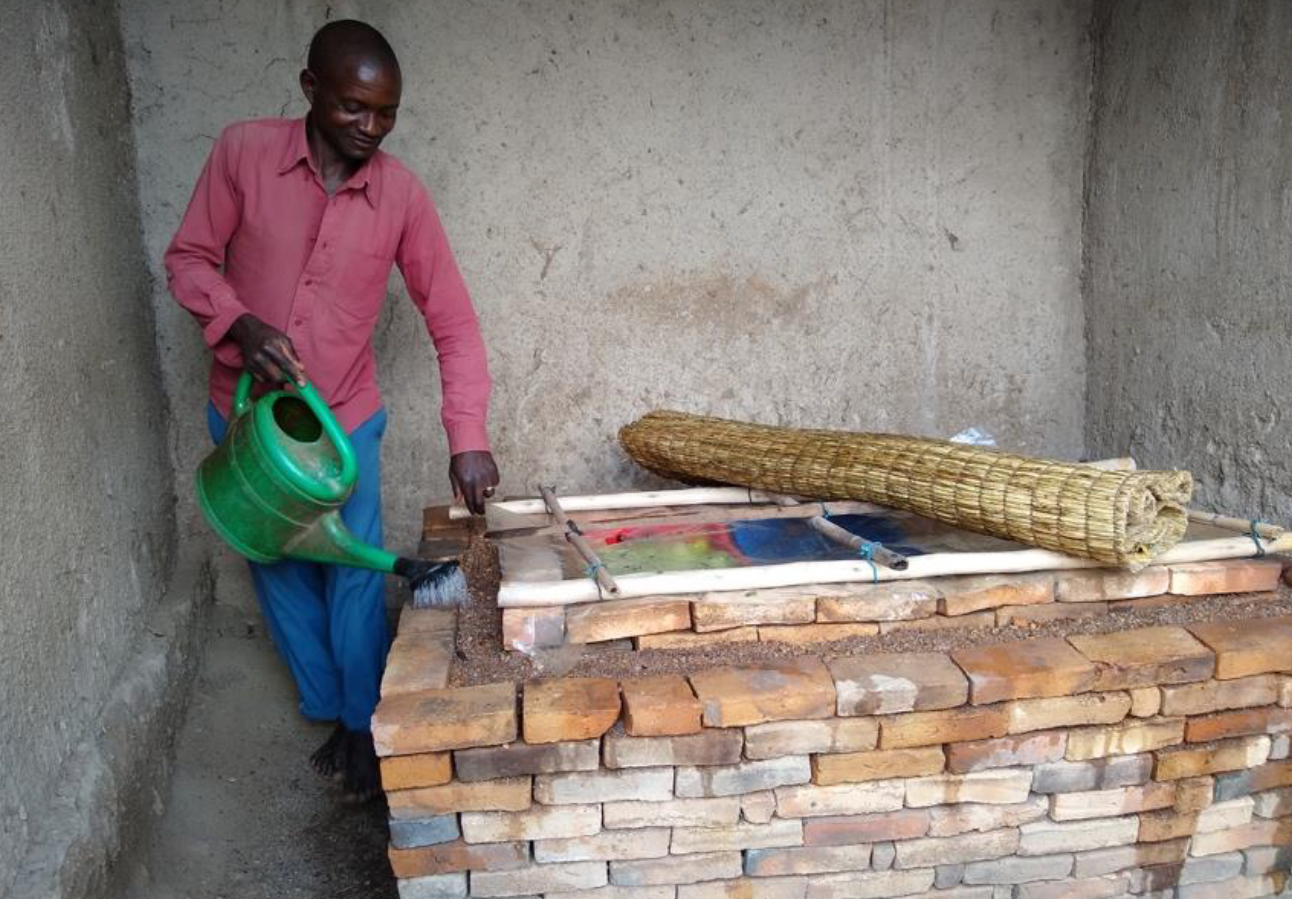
[450,451,500,516]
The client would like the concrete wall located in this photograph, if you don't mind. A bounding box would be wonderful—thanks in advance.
[121,0,1093,560]
[0,1,205,895]
[1085,0,1292,519]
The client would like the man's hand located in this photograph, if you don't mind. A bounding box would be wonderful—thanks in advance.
[229,313,305,385]
[450,451,500,516]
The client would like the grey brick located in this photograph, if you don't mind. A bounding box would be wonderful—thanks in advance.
[870,841,894,871]
[1179,851,1244,884]
[676,756,811,798]
[936,864,966,888]
[397,873,468,899]
[963,853,1074,885]
[389,815,460,849]
[1245,845,1292,876]
[1030,754,1152,794]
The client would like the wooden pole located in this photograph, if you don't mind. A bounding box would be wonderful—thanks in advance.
[1187,509,1285,539]
[497,532,1292,607]
[538,485,620,598]
[450,457,1141,520]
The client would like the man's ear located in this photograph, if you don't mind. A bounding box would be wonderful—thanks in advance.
[299,69,318,106]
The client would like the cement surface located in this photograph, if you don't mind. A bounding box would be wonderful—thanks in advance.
[120,0,1094,610]
[0,0,188,892]
[118,616,395,899]
[1085,0,1292,521]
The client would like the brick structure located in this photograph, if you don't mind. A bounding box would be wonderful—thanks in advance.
[375,570,1292,899]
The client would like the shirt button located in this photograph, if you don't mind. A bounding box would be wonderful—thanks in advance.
[304,278,314,286]
[294,318,304,326]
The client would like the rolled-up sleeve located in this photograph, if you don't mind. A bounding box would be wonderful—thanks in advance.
[164,125,248,368]
[396,183,492,454]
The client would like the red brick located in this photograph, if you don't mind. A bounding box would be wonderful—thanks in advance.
[827,652,968,716]
[387,777,532,817]
[524,678,621,743]
[1068,626,1214,691]
[757,623,879,644]
[1187,707,1292,743]
[691,589,816,632]
[388,840,529,877]
[1154,735,1270,780]
[566,597,691,643]
[812,746,945,785]
[1169,559,1282,596]
[689,657,836,727]
[952,638,1096,704]
[801,809,930,846]
[997,602,1108,626]
[938,573,1054,616]
[1188,617,1292,679]
[879,611,996,634]
[637,627,758,650]
[373,681,517,756]
[380,752,453,791]
[946,731,1067,774]
[381,631,455,696]
[880,704,1010,749]
[621,675,702,736]
[1055,567,1170,602]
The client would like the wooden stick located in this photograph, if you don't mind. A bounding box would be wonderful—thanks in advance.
[497,532,1292,607]
[450,487,790,520]
[767,493,909,570]
[538,485,620,598]
[451,458,1141,520]
[1188,509,1285,539]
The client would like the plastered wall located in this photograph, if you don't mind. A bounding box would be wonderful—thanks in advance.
[1085,0,1292,520]
[0,0,177,892]
[120,0,1093,557]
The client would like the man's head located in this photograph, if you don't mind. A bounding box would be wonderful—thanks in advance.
[300,20,402,164]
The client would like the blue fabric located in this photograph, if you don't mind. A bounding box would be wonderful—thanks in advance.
[208,401,391,731]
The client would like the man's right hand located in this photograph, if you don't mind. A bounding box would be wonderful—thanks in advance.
[229,313,305,385]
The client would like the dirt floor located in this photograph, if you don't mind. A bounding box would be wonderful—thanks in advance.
[116,613,396,899]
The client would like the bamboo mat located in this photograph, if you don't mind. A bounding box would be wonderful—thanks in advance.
[619,410,1193,570]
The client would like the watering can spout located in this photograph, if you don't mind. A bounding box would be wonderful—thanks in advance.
[195,372,466,605]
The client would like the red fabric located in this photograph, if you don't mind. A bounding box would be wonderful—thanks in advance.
[164,118,491,453]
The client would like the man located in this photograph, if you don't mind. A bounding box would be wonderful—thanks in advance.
[165,20,498,799]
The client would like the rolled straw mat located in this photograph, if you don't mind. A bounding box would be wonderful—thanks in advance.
[619,410,1192,570]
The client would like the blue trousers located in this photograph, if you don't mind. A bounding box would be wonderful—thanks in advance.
[208,402,390,731]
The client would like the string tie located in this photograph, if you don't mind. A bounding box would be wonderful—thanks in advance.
[857,541,881,584]
[1249,519,1267,557]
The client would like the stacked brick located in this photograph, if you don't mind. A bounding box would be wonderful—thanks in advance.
[500,559,1284,652]
[373,604,1292,899]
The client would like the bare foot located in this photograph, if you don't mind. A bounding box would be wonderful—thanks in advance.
[310,722,346,779]
[342,729,381,803]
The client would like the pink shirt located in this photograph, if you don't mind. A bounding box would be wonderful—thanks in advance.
[165,117,491,452]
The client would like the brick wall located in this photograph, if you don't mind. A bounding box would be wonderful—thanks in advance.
[499,560,1284,653]
[373,605,1292,899]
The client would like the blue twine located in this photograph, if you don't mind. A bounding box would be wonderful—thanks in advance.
[857,541,881,584]
[1249,519,1267,557]
[584,560,606,600]
[820,502,831,519]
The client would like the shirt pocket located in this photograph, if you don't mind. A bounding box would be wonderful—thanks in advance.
[329,246,395,323]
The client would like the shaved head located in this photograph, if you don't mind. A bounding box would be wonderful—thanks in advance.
[308,19,400,78]
[300,20,402,166]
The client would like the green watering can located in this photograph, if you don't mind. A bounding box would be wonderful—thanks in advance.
[195,372,465,605]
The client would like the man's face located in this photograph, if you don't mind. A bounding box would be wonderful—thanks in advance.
[301,56,401,164]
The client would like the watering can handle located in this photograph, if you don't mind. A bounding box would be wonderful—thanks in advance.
[232,371,359,490]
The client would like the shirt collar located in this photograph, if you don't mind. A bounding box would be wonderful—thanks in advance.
[277,117,382,209]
